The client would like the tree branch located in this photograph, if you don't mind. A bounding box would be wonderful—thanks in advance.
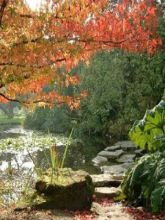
[0,57,66,68]
[0,0,8,26]
[0,92,20,102]
[0,62,47,68]
[0,92,47,104]
[10,36,128,48]
[0,92,67,105]
[12,36,43,48]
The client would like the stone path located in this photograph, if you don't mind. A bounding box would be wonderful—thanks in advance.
[91,202,133,220]
[90,140,145,220]
[91,173,122,199]
[95,187,120,198]
[91,174,122,187]
[90,172,133,220]
[0,202,133,220]
[92,140,145,178]
[91,141,141,204]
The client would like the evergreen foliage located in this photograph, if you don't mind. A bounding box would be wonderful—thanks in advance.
[24,49,165,141]
[24,106,72,134]
[76,50,165,140]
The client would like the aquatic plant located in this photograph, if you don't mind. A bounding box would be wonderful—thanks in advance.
[28,128,74,184]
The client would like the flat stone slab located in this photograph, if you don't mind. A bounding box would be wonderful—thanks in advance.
[92,156,108,166]
[115,141,136,151]
[104,145,121,151]
[91,202,133,220]
[101,165,127,176]
[112,174,125,181]
[116,154,136,163]
[122,163,133,169]
[135,149,145,156]
[98,150,124,159]
[90,174,121,187]
[95,187,120,198]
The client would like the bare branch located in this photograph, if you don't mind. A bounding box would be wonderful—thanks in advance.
[0,92,66,106]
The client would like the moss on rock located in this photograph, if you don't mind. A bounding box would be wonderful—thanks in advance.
[34,168,94,210]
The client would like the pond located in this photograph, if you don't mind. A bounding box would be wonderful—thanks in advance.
[0,125,101,206]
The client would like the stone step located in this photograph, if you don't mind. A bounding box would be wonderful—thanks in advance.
[91,202,133,220]
[98,150,124,159]
[115,141,136,151]
[135,149,145,156]
[92,155,108,166]
[116,154,136,163]
[95,187,121,198]
[101,164,127,176]
[104,145,121,151]
[91,174,121,187]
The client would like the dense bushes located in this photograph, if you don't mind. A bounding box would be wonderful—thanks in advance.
[24,106,73,134]
[76,50,165,141]
[121,100,165,213]
[121,152,165,213]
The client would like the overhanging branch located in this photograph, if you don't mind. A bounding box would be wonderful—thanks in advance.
[0,92,68,106]
[0,0,8,26]
[0,57,66,68]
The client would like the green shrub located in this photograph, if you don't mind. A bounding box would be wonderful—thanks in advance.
[129,100,165,152]
[24,106,72,134]
[122,100,165,213]
[121,151,165,213]
[76,50,165,141]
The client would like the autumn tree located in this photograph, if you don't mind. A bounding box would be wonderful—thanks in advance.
[0,0,162,108]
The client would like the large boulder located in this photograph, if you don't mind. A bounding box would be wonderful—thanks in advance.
[34,168,94,211]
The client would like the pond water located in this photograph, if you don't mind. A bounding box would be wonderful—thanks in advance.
[0,125,101,205]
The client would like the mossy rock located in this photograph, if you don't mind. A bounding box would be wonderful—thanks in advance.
[34,168,94,211]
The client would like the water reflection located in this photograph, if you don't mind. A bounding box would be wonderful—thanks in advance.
[0,126,100,205]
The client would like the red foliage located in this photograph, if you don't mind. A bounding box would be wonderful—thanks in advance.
[126,207,165,220]
[74,210,96,220]
[0,0,162,107]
